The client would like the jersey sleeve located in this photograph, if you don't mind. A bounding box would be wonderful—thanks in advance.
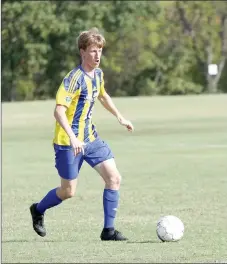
[56,70,81,107]
[99,70,106,96]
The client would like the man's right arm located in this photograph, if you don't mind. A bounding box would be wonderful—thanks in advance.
[54,104,75,139]
[54,105,84,156]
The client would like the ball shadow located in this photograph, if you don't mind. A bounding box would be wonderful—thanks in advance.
[127,239,163,244]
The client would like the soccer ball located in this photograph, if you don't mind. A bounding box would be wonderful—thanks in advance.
[156,215,184,242]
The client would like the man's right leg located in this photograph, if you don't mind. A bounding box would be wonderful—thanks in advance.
[30,148,83,237]
[30,178,77,237]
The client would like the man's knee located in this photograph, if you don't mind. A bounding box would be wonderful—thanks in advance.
[106,174,122,189]
[57,187,76,200]
[57,178,77,200]
[63,187,76,199]
[94,159,122,189]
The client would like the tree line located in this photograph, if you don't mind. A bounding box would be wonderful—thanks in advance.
[2,1,227,101]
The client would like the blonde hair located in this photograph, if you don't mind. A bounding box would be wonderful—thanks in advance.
[77,28,106,51]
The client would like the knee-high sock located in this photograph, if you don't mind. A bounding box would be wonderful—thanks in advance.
[103,189,119,229]
[36,188,62,214]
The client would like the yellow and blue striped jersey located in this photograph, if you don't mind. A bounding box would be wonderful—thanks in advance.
[53,65,106,149]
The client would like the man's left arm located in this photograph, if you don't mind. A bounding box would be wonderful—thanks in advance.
[98,92,134,132]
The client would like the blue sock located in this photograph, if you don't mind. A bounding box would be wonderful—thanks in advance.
[36,188,62,214]
[103,189,119,229]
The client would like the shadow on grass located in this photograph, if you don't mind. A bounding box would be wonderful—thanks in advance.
[2,239,60,243]
[3,239,164,244]
[127,239,163,244]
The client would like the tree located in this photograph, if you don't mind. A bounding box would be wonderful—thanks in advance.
[2,1,69,100]
[2,1,227,101]
[175,1,227,93]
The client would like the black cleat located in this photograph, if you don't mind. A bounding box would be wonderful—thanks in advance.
[30,203,46,237]
[100,228,128,241]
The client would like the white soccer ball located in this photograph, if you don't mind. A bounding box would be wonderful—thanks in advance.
[156,215,184,242]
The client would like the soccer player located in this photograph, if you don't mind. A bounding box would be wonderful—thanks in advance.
[30,28,134,241]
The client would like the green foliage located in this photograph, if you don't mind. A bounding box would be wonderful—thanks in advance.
[1,1,227,101]
[15,79,36,101]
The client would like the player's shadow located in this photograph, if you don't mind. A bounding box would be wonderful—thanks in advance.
[3,239,163,244]
[2,239,59,243]
[127,239,162,244]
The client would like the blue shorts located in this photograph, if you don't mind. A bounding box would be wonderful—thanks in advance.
[54,137,114,180]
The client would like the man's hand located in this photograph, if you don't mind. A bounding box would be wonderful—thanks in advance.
[98,93,134,132]
[69,135,85,156]
[117,116,134,132]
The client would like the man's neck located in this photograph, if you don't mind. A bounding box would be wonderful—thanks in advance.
[81,62,95,78]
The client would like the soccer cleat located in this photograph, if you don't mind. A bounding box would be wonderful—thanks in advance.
[30,203,46,237]
[100,228,128,241]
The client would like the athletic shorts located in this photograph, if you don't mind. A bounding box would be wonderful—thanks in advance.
[54,137,114,180]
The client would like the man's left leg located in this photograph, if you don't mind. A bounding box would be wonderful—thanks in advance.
[84,138,127,241]
[94,158,128,241]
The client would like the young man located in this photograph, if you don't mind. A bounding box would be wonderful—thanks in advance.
[30,28,134,241]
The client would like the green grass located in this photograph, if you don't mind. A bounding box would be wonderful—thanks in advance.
[2,95,227,263]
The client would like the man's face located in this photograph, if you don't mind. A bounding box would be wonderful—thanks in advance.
[81,45,102,68]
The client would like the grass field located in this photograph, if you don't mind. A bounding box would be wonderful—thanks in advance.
[2,95,227,263]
